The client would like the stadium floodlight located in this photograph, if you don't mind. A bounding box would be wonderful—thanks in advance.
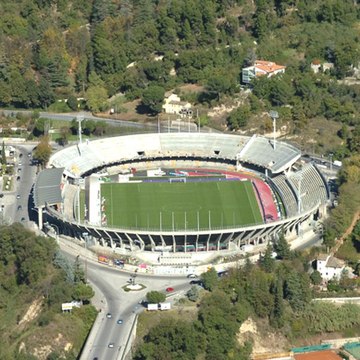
[77,113,85,145]
[269,110,279,150]
[329,153,333,173]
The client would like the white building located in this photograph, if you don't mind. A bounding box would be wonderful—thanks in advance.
[316,254,345,281]
[310,61,334,74]
[242,60,286,84]
[162,94,191,115]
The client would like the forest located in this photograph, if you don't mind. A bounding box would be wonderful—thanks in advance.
[2,1,360,157]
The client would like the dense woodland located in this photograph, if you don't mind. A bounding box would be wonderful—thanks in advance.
[2,0,360,156]
[0,224,96,359]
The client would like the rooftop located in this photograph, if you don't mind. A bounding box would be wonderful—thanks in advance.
[294,350,343,360]
[254,60,286,73]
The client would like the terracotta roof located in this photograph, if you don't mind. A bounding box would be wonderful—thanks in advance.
[255,60,286,74]
[294,350,342,360]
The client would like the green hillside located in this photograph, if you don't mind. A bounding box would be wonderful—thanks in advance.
[0,224,96,359]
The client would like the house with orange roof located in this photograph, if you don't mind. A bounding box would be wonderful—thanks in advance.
[242,60,286,84]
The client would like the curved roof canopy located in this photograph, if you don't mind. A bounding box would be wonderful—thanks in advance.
[34,168,64,208]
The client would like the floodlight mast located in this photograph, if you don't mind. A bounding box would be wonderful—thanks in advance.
[269,110,279,150]
[77,114,85,145]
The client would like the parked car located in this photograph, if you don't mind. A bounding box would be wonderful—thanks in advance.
[166,287,174,293]
[117,319,123,324]
[106,313,112,319]
[108,343,114,348]
[187,274,197,278]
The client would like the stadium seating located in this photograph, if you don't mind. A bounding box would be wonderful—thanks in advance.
[49,133,302,178]
[287,163,328,212]
[239,136,301,174]
[270,174,298,217]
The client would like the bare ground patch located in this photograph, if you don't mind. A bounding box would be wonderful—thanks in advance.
[18,297,44,329]
[237,318,291,356]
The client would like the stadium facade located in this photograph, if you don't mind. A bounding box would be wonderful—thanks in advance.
[34,133,329,254]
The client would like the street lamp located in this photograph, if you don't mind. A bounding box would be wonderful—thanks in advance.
[269,110,279,150]
[44,223,59,244]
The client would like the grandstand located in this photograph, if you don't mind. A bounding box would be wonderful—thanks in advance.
[38,132,329,256]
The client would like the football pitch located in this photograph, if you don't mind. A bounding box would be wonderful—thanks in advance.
[101,180,263,231]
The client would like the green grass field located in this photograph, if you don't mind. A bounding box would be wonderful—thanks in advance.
[101,180,263,231]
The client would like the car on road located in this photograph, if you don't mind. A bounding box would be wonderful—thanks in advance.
[19,153,23,158]
[20,217,25,222]
[18,168,21,172]
[190,280,203,286]
[117,319,123,324]
[187,274,197,278]
[18,163,22,166]
[17,205,22,211]
[16,176,20,181]
[166,287,174,293]
[106,313,112,319]
[16,194,20,199]
[108,342,114,348]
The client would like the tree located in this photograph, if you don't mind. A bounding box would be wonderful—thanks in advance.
[260,243,275,273]
[207,74,234,101]
[67,95,78,111]
[201,268,218,291]
[134,318,200,360]
[227,106,250,130]
[57,126,70,146]
[1,141,6,167]
[146,290,166,304]
[270,278,285,328]
[73,256,85,284]
[284,271,311,311]
[186,285,200,302]
[310,270,322,285]
[86,85,108,113]
[73,283,95,303]
[274,232,292,260]
[33,136,52,167]
[141,85,165,114]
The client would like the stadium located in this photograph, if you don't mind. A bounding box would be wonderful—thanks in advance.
[34,132,329,262]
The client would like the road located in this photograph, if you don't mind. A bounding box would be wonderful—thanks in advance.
[59,239,191,360]
[1,144,37,226]
[1,109,157,130]
[1,110,206,133]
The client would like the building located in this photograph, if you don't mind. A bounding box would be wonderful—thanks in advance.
[242,60,286,84]
[162,93,191,115]
[35,132,330,261]
[316,254,345,281]
[310,60,334,74]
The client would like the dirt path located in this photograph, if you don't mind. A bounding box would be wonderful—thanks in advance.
[331,211,360,256]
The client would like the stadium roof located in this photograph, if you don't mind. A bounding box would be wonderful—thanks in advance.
[238,135,301,173]
[34,168,64,208]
